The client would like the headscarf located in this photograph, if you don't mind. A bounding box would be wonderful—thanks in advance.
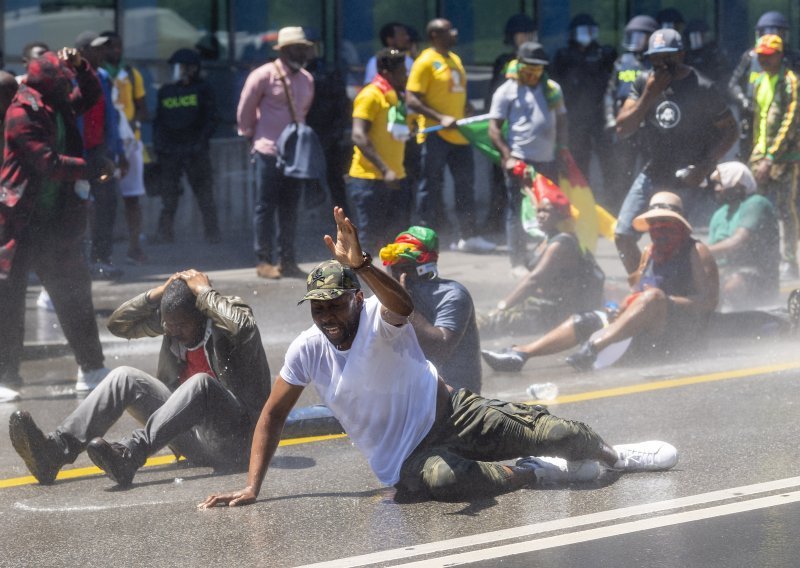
[380,226,439,272]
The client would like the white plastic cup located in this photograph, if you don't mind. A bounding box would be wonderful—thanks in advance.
[527,382,558,401]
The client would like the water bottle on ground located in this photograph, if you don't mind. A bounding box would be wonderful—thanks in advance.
[527,382,558,400]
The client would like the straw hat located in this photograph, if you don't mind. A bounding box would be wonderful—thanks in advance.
[275,27,313,49]
[632,191,692,232]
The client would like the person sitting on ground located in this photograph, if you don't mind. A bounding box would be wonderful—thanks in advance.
[380,226,482,392]
[479,183,604,337]
[199,207,677,507]
[708,161,780,310]
[483,191,719,373]
[9,269,271,487]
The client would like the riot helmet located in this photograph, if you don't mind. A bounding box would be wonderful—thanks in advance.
[684,19,710,51]
[756,11,789,42]
[656,8,685,31]
[624,15,658,53]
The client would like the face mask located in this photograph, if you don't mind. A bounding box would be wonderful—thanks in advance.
[688,31,705,51]
[573,25,598,47]
[624,31,649,52]
[172,63,185,82]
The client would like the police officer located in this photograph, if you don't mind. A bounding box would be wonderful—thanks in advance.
[552,14,616,202]
[683,19,730,85]
[728,11,800,160]
[603,14,657,210]
[153,48,221,243]
[655,7,685,33]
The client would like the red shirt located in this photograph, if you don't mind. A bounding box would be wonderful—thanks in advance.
[179,345,217,384]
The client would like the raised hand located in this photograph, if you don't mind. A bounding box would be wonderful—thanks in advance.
[323,206,364,268]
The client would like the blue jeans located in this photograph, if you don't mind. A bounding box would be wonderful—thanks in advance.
[417,133,476,237]
[617,171,695,238]
[347,177,412,252]
[253,153,302,265]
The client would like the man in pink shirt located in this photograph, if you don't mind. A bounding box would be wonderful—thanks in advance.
[237,27,315,280]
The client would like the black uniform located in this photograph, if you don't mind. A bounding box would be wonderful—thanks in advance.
[552,41,616,202]
[153,77,220,241]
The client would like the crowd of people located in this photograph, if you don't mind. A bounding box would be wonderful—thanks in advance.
[4,11,800,505]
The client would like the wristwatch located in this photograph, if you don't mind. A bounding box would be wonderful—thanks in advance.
[353,251,372,271]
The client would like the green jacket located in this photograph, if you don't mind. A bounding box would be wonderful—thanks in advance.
[107,288,271,425]
[751,66,800,163]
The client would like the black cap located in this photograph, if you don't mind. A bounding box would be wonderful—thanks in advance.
[75,30,110,50]
[569,14,597,29]
[517,41,548,65]
[168,48,201,66]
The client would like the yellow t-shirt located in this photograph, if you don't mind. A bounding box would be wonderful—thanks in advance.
[407,47,468,145]
[349,83,407,180]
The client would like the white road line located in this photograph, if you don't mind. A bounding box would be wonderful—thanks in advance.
[296,476,800,568]
[395,491,800,567]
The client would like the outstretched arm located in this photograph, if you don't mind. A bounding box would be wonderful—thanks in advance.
[324,207,413,322]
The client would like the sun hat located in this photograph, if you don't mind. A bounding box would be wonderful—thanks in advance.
[632,191,692,231]
[275,26,313,49]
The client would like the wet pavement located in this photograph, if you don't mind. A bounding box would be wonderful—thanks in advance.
[3,218,800,567]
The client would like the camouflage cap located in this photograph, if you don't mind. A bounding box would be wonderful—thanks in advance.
[298,260,361,304]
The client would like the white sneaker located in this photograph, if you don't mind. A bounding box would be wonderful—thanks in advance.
[455,236,496,253]
[612,441,678,471]
[516,456,603,484]
[37,290,55,312]
[76,367,111,393]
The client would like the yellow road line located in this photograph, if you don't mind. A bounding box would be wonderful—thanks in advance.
[0,433,348,490]
[529,361,800,405]
[2,363,798,490]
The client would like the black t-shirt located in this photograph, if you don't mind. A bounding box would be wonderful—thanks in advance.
[629,68,729,182]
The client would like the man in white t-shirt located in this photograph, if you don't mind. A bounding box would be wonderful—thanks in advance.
[201,207,678,505]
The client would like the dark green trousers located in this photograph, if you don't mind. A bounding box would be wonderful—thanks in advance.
[396,389,606,501]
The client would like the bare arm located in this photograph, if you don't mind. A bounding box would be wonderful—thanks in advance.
[324,207,413,322]
[351,117,396,181]
[406,90,456,128]
[501,241,569,309]
[488,117,514,168]
[615,69,671,138]
[708,227,751,259]
[198,377,304,508]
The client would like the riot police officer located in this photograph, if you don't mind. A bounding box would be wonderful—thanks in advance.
[603,14,657,210]
[552,14,616,202]
[683,19,729,84]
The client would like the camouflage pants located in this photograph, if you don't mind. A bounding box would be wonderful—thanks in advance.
[477,296,561,338]
[396,389,607,501]
[755,161,798,264]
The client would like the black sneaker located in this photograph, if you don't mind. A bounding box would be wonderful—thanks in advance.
[566,341,598,372]
[789,289,800,333]
[481,348,526,372]
[9,411,65,484]
[87,438,139,487]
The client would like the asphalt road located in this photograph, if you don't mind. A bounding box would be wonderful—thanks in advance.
[2,231,799,568]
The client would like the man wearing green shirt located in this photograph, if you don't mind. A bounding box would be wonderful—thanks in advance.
[709,162,780,309]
